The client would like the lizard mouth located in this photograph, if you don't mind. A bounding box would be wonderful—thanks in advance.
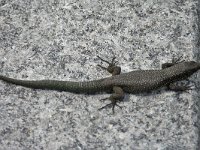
[192,62,200,73]
[195,62,200,70]
[189,61,200,69]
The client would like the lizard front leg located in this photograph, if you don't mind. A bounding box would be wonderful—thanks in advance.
[98,86,124,114]
[167,82,193,92]
[162,55,183,69]
[97,56,121,76]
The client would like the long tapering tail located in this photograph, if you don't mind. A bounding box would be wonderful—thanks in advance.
[0,75,111,93]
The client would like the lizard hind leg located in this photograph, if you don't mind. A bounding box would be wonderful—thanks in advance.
[97,56,121,76]
[98,86,124,114]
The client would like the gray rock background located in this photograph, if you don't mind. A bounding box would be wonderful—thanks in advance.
[0,0,200,149]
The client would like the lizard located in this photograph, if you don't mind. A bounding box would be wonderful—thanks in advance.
[0,56,200,113]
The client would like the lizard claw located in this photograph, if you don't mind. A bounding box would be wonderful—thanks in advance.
[98,97,122,114]
[168,82,194,92]
[99,97,109,102]
[97,56,117,65]
[162,55,186,69]
[98,100,123,114]
[181,85,194,93]
[97,56,121,76]
[172,55,184,64]
[98,103,112,111]
[97,56,117,70]
[179,82,195,92]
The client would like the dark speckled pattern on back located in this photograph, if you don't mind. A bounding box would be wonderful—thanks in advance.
[1,61,200,94]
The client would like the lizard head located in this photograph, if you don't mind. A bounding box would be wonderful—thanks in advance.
[185,61,200,70]
[180,61,200,75]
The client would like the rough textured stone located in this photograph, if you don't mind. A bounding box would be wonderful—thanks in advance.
[0,0,200,149]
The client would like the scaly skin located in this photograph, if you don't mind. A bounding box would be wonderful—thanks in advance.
[1,57,200,113]
[0,76,111,93]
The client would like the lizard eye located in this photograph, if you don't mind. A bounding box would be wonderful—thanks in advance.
[192,61,198,66]
[186,61,196,65]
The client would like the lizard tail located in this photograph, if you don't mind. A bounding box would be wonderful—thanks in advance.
[0,75,110,93]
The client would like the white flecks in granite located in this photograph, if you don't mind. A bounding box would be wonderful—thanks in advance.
[0,0,200,150]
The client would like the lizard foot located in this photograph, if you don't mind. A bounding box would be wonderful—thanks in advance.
[172,55,184,64]
[162,55,184,69]
[97,56,121,75]
[168,82,194,92]
[98,86,124,114]
[98,98,123,114]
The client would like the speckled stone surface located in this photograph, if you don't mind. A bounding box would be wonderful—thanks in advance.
[0,0,200,150]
